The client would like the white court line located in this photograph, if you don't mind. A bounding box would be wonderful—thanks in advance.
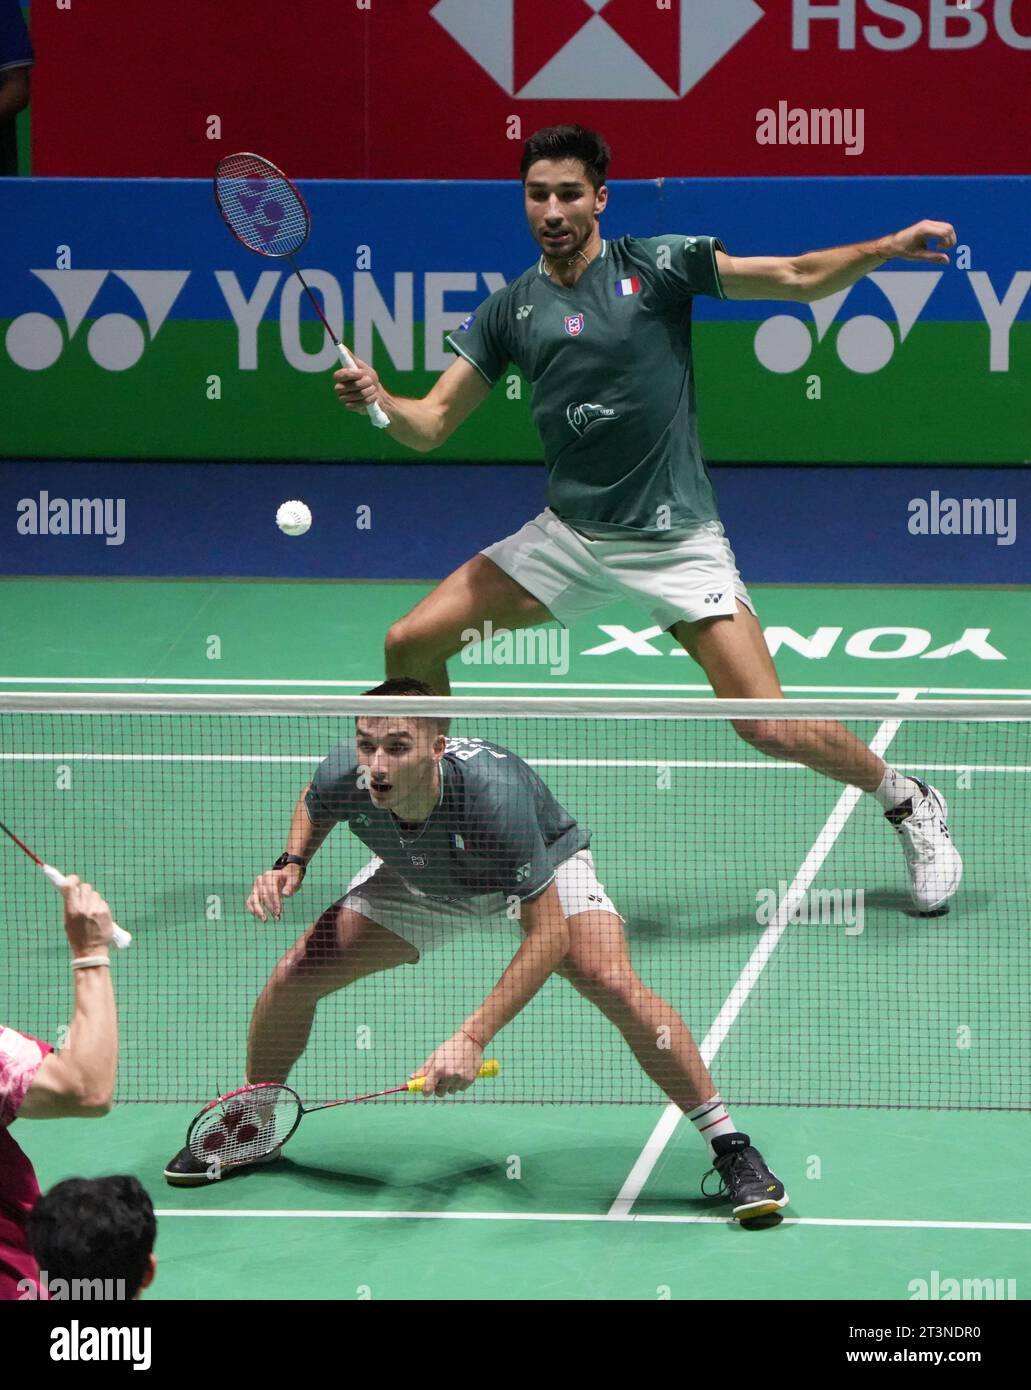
[1,754,1028,773]
[151,1208,1031,1233]
[0,675,1029,696]
[606,689,920,1219]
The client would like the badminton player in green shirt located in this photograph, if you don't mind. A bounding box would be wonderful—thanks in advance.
[335,124,962,915]
[165,679,788,1220]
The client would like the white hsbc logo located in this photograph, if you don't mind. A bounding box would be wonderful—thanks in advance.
[431,0,764,100]
[793,1,1031,51]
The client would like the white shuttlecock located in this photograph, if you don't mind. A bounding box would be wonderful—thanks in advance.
[276,500,312,536]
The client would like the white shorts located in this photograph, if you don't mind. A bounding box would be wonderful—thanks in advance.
[481,509,755,629]
[339,848,622,957]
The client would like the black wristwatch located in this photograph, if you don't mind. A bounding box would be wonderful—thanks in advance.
[273,853,308,876]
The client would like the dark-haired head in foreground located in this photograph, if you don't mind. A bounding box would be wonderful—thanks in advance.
[28,1175,157,1299]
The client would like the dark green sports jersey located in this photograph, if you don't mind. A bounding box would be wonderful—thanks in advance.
[304,735,590,902]
[445,233,727,538]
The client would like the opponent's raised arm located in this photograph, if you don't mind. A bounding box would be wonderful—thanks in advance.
[716,219,956,304]
[18,878,118,1119]
[246,784,334,923]
[334,354,491,454]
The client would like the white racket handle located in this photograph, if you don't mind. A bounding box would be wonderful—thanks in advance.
[335,342,391,429]
[43,865,132,949]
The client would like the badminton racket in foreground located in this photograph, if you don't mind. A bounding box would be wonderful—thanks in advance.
[187,1062,501,1173]
[0,819,132,949]
[213,151,390,429]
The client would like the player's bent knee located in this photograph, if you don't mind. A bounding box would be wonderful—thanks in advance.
[385,616,459,667]
[566,960,640,1005]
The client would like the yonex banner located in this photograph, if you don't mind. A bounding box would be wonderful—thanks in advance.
[28,0,1031,178]
[0,176,1027,463]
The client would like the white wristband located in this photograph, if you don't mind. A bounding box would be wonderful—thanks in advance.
[71,956,111,971]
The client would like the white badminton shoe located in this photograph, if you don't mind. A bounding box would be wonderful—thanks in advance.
[885,778,963,912]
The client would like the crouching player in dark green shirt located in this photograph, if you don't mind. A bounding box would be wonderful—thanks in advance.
[164,680,787,1221]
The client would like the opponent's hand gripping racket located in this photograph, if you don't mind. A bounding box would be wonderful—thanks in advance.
[213,152,390,429]
[1,818,132,949]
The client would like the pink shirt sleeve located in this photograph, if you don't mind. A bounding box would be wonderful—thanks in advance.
[0,1027,52,1128]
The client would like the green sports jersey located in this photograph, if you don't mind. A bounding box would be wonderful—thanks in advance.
[305,735,590,902]
[445,233,727,538]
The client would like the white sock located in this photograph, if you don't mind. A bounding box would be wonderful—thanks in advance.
[687,1095,737,1154]
[872,766,919,812]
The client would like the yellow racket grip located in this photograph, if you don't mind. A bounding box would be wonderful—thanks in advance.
[407,1059,500,1092]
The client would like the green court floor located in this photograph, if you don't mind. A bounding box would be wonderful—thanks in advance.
[1,578,1028,1300]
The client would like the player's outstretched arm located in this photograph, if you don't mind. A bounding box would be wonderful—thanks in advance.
[246,785,334,922]
[334,355,490,453]
[413,882,570,1095]
[465,882,570,1045]
[18,878,118,1119]
[717,219,956,304]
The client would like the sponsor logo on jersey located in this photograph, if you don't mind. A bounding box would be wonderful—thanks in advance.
[614,277,641,297]
[516,305,533,320]
[515,862,531,883]
[457,313,476,332]
[410,854,428,868]
[564,312,585,336]
[567,402,618,437]
[353,813,370,826]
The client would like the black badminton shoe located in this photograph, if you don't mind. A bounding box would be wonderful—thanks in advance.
[704,1133,789,1221]
[163,1142,281,1187]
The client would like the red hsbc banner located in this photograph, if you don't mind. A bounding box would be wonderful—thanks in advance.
[32,1,1030,177]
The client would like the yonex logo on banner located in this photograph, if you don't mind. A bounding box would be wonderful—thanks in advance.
[580,624,1006,662]
[5,270,189,371]
[430,0,764,100]
[753,269,1029,375]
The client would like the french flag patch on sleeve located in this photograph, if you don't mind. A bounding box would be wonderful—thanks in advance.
[615,276,641,296]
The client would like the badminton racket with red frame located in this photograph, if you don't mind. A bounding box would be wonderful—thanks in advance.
[0,818,132,949]
[213,151,390,429]
[187,1062,501,1173]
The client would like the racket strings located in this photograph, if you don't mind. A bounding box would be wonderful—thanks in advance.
[214,154,309,258]
[189,1086,298,1167]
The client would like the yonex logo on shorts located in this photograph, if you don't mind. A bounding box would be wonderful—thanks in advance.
[703,591,725,605]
